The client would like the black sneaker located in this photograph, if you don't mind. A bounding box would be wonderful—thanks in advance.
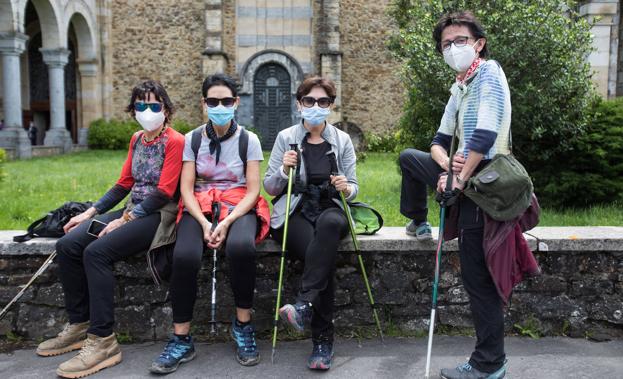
[440,361,507,379]
[230,320,260,366]
[279,301,313,332]
[308,339,334,370]
[149,335,196,374]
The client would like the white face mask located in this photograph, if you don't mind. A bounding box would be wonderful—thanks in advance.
[135,109,165,132]
[443,41,478,72]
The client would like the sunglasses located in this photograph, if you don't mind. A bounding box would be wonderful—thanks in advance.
[204,97,236,108]
[300,96,333,108]
[134,102,163,113]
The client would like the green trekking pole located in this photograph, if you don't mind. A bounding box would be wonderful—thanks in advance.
[271,144,298,364]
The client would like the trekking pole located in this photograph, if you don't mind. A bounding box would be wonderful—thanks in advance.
[0,251,57,321]
[209,202,221,335]
[271,144,299,364]
[332,168,384,343]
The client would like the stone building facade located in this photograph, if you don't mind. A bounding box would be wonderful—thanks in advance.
[0,0,622,157]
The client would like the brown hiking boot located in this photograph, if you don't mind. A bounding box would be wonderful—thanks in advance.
[56,333,122,378]
[36,321,89,357]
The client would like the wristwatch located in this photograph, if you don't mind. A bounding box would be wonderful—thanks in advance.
[455,175,466,186]
[122,211,132,222]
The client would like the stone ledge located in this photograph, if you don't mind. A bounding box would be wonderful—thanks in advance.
[1,227,622,256]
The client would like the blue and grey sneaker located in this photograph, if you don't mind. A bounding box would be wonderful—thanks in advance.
[440,361,506,379]
[279,301,313,332]
[230,320,260,366]
[406,220,432,241]
[308,339,334,370]
[149,335,196,374]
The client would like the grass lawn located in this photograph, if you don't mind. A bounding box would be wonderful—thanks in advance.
[1,150,621,230]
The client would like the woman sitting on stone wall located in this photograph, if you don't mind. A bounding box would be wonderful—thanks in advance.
[264,76,358,371]
[37,80,185,379]
[149,74,270,374]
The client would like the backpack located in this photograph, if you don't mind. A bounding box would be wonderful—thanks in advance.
[191,125,249,175]
[13,201,93,242]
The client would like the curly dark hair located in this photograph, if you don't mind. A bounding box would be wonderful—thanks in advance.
[202,74,238,98]
[433,11,488,58]
[126,80,175,124]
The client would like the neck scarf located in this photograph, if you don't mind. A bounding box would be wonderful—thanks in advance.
[456,58,484,85]
[205,120,237,165]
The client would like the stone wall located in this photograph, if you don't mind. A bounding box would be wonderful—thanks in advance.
[339,0,404,135]
[109,0,205,126]
[1,228,622,343]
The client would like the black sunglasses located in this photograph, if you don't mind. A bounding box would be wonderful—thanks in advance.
[300,96,333,109]
[204,97,236,108]
[134,102,163,113]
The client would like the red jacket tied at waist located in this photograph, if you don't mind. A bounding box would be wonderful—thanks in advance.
[177,187,271,243]
[444,194,542,304]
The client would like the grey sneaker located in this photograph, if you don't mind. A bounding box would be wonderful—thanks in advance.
[405,220,432,241]
[36,321,89,357]
[440,362,506,379]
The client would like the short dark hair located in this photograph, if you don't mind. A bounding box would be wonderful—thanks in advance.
[296,76,337,101]
[202,74,238,98]
[433,11,488,58]
[126,80,175,123]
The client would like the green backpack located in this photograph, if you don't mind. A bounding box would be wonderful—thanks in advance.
[348,202,384,235]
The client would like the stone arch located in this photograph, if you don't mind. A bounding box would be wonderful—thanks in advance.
[65,1,96,60]
[0,0,18,33]
[20,0,63,48]
[240,49,304,95]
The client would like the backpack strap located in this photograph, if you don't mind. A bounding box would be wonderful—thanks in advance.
[238,127,248,177]
[13,215,48,242]
[191,126,204,161]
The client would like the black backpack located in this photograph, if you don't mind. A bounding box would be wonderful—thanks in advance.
[13,201,93,242]
[191,125,248,175]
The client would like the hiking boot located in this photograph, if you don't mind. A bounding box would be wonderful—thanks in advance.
[308,339,334,370]
[441,362,507,379]
[56,333,122,378]
[279,301,313,332]
[149,335,196,374]
[406,220,432,241]
[36,321,89,357]
[230,320,260,366]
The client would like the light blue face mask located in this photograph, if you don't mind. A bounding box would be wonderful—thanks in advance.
[208,105,235,126]
[301,105,331,127]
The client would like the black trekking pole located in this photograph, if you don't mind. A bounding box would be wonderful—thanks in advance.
[329,159,384,343]
[208,202,221,335]
[0,251,57,321]
[271,144,298,363]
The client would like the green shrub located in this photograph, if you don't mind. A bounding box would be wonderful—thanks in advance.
[171,119,195,135]
[87,119,140,150]
[389,0,597,200]
[536,97,623,208]
[364,131,406,153]
[0,148,6,182]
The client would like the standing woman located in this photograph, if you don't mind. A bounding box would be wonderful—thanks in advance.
[150,74,269,374]
[264,76,358,371]
[37,80,184,378]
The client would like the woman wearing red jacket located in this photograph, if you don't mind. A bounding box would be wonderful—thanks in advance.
[37,80,185,379]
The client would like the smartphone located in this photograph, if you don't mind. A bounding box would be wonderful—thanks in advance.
[87,219,108,238]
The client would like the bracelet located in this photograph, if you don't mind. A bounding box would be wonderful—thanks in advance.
[122,211,131,222]
[456,175,466,186]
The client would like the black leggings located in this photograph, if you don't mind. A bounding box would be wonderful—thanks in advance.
[272,207,348,341]
[170,212,258,323]
[56,210,161,337]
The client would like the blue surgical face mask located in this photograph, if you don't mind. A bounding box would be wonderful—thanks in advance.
[207,105,235,126]
[301,105,331,127]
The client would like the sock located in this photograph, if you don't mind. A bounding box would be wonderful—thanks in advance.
[174,333,191,342]
[235,318,251,327]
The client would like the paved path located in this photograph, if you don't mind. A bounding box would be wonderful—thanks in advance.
[0,336,621,378]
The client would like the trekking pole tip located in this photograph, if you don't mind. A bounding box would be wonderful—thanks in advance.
[271,348,276,364]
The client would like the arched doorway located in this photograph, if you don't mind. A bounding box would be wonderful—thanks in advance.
[253,63,292,148]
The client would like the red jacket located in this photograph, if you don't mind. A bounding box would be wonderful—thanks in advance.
[177,187,271,243]
[444,194,541,304]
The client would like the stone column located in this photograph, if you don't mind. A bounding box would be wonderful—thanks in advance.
[202,0,228,76]
[319,0,342,124]
[77,60,99,145]
[40,48,72,152]
[0,32,31,159]
[581,0,619,98]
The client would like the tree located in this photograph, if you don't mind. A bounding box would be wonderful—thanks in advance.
[389,0,597,202]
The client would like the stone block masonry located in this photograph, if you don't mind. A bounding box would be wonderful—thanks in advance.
[0,227,621,342]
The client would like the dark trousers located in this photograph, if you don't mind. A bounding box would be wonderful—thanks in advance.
[170,212,258,323]
[272,208,349,341]
[56,210,161,337]
[399,148,444,223]
[458,196,506,373]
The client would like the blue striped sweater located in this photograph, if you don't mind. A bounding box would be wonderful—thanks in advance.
[431,60,511,159]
